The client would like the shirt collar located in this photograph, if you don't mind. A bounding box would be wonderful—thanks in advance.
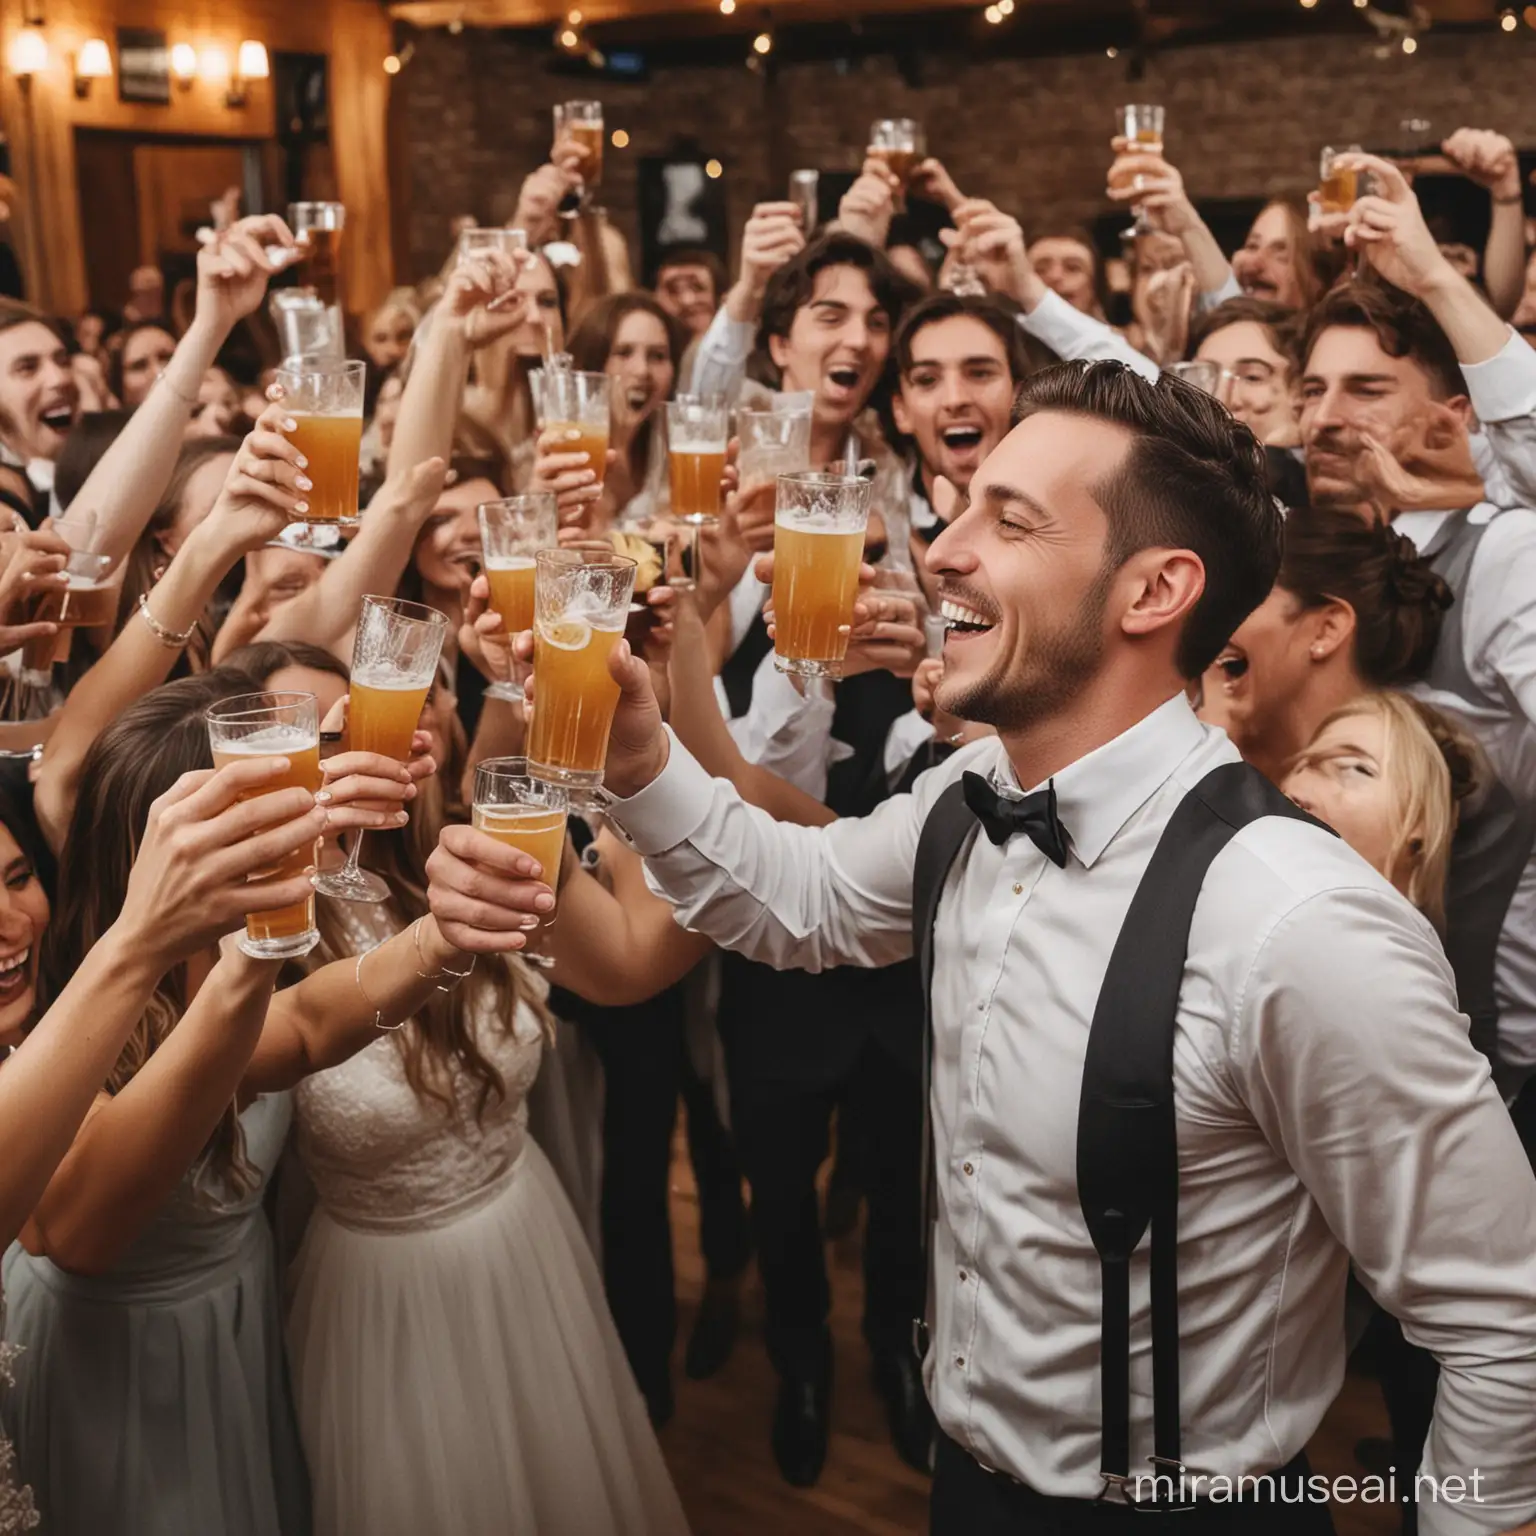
[996,693,1205,869]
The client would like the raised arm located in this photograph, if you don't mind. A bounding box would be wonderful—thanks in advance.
[19,758,329,1273]
[1105,140,1233,300]
[65,216,298,567]
[34,406,311,851]
[1440,129,1527,322]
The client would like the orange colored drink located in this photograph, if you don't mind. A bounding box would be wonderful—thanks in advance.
[349,674,430,762]
[528,620,624,781]
[772,524,865,669]
[289,413,362,525]
[1133,128,1163,150]
[211,731,322,946]
[486,558,537,638]
[870,146,917,186]
[547,420,609,486]
[299,225,343,307]
[1320,166,1357,215]
[569,121,605,187]
[669,448,726,524]
[473,804,568,902]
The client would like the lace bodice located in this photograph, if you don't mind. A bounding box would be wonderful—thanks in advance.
[294,909,545,1232]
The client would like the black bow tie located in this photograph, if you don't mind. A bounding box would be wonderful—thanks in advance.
[961,771,1070,867]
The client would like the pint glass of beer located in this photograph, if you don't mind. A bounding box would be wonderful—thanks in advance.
[737,404,812,485]
[479,492,560,702]
[276,359,367,533]
[206,691,322,959]
[527,548,637,789]
[21,515,115,687]
[270,288,343,364]
[666,397,729,526]
[554,101,605,193]
[541,370,612,497]
[473,756,569,964]
[314,596,449,904]
[868,119,925,213]
[1318,146,1362,215]
[288,201,345,308]
[772,471,874,678]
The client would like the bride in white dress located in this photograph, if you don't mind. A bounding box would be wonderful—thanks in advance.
[281,676,688,1536]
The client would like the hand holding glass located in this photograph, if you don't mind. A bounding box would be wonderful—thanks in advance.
[772,471,875,678]
[478,493,559,702]
[277,359,366,534]
[472,756,569,968]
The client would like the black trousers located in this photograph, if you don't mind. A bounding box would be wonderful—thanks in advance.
[730,1036,924,1378]
[581,986,752,1402]
[932,1436,1337,1536]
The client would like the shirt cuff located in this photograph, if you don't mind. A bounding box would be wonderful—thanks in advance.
[1194,271,1243,313]
[1462,328,1536,424]
[883,708,936,784]
[604,729,719,856]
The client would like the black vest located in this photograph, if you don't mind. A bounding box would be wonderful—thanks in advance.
[1421,511,1536,1071]
[911,760,1327,1493]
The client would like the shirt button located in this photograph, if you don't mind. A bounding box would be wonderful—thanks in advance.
[955,1355,966,1367]
[958,1270,968,1282]
[1012,882,1023,896]
[962,1161,974,1176]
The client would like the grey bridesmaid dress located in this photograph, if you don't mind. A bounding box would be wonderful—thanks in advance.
[0,1092,310,1536]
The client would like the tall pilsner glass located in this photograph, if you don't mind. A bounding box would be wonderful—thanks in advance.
[478,492,560,703]
[314,597,448,904]
[772,471,874,678]
[288,201,345,308]
[667,395,729,588]
[206,691,322,959]
[542,370,612,502]
[527,549,636,791]
[473,756,569,969]
[277,359,366,536]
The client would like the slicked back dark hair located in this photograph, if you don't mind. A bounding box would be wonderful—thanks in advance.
[1300,277,1466,400]
[893,291,1030,384]
[1012,361,1281,679]
[756,231,919,354]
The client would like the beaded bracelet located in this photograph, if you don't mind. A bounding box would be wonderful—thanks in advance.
[137,593,196,648]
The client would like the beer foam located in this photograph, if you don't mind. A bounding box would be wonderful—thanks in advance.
[669,440,727,455]
[215,724,314,755]
[773,516,865,534]
[352,664,434,690]
[563,593,626,631]
[485,555,536,571]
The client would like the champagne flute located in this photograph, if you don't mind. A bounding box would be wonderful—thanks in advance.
[314,597,448,904]
[472,756,569,970]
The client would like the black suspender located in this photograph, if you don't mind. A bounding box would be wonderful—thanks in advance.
[910,760,1328,1496]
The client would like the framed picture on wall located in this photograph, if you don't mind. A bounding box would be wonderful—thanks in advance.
[638,155,728,286]
[117,29,170,105]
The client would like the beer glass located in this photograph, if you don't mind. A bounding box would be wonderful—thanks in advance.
[276,359,367,534]
[270,288,342,363]
[540,370,612,501]
[554,101,604,196]
[788,169,819,236]
[473,755,569,967]
[314,596,449,904]
[772,471,874,678]
[206,691,322,959]
[21,514,114,688]
[457,227,530,264]
[737,404,812,485]
[1118,104,1166,237]
[527,548,637,789]
[868,119,924,214]
[478,492,559,702]
[288,202,345,308]
[1319,146,1362,215]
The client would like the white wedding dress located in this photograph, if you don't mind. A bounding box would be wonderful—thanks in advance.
[285,915,690,1536]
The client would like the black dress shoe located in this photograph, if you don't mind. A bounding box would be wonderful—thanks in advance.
[772,1361,832,1486]
[685,1277,741,1380]
[872,1350,936,1475]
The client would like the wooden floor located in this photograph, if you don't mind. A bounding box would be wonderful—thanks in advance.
[655,1123,1400,1536]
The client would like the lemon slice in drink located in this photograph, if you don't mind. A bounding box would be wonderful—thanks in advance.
[541,619,593,650]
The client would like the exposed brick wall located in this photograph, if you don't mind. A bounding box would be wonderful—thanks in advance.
[392,24,1536,282]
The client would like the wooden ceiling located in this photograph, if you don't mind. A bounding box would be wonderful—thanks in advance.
[385,0,1507,46]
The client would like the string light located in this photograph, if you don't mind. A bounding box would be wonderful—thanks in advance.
[1352,0,1368,8]
[720,0,737,12]
[611,128,629,147]
[567,8,582,21]
[1106,45,1119,58]
[998,0,1015,14]
[1500,8,1518,28]
[1401,34,1417,52]
[383,54,402,74]
[984,6,1002,21]
[752,30,772,52]
[705,159,723,178]
[1299,0,1318,10]
[560,27,579,47]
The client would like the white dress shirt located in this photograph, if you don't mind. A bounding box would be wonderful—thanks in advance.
[1464,328,1536,513]
[1016,291,1160,382]
[1397,503,1536,1092]
[610,695,1536,1534]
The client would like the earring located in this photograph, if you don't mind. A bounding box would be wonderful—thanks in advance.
[1310,644,1324,659]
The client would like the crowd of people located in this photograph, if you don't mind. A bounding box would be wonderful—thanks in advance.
[0,95,1527,1536]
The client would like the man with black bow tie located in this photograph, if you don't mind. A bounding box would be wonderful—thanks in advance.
[584,361,1536,1534]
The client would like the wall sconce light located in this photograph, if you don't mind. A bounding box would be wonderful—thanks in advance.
[7,26,48,82]
[73,37,112,98]
[169,41,197,87]
[198,44,230,84]
[229,39,269,107]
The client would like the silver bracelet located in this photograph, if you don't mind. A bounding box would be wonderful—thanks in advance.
[154,368,199,407]
[136,593,196,648]
[356,945,404,1032]
[411,915,476,993]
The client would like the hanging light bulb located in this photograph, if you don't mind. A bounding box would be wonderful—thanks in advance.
[1401,34,1418,52]
[752,30,772,52]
